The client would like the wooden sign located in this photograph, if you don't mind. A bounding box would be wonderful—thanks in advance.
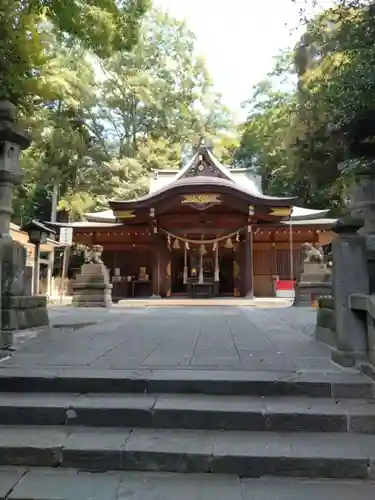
[181,194,221,211]
[269,207,292,217]
[116,210,136,219]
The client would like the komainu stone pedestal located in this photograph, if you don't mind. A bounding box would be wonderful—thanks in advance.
[294,262,332,307]
[1,238,49,349]
[72,263,113,308]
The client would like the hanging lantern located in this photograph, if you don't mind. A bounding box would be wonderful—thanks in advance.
[173,238,180,250]
[236,232,240,242]
[185,241,190,250]
[167,235,171,250]
[200,244,207,255]
[224,237,233,249]
[213,242,217,251]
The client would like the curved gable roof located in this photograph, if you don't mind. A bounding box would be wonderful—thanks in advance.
[109,176,296,210]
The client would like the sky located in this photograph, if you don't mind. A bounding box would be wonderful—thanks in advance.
[154,0,331,120]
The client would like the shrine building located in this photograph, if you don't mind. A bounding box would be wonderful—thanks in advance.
[53,141,335,299]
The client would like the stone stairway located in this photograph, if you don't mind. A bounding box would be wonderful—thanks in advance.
[0,368,374,498]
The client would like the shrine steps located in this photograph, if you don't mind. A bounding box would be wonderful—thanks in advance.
[0,392,375,433]
[1,468,374,500]
[0,367,373,397]
[0,368,374,494]
[0,424,374,480]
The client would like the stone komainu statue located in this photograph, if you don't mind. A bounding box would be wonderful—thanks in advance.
[84,245,104,264]
[302,242,325,264]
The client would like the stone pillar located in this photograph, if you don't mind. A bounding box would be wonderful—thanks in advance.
[244,225,254,298]
[331,220,369,367]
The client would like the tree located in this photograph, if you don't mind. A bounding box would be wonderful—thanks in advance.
[87,9,232,201]
[95,10,231,155]
[235,51,302,198]
[0,0,150,106]
[11,8,232,222]
[11,43,112,223]
[290,2,375,210]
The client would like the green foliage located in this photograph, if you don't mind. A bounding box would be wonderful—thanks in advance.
[237,2,375,212]
[291,2,375,208]
[235,55,303,199]
[78,9,232,202]
[0,0,150,107]
[11,7,231,222]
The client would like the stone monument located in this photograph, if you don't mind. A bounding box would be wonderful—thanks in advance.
[1,240,49,337]
[294,243,332,306]
[0,101,49,350]
[72,245,113,307]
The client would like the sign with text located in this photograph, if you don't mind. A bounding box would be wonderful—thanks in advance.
[59,227,73,246]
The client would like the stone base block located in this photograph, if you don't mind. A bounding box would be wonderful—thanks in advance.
[72,287,112,308]
[1,295,49,333]
[294,282,332,307]
[72,263,113,308]
[315,302,337,348]
[315,325,337,348]
[331,348,368,369]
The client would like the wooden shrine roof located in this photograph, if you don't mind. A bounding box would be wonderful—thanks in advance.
[109,176,296,211]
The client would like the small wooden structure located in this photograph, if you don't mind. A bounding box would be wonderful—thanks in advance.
[50,141,336,299]
[9,222,60,296]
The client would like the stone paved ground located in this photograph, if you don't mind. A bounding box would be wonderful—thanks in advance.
[0,305,346,373]
[1,305,374,498]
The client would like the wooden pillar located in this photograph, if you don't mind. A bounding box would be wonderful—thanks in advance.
[33,241,41,296]
[270,231,277,275]
[244,225,254,298]
[234,240,245,297]
[47,248,55,297]
[152,234,161,297]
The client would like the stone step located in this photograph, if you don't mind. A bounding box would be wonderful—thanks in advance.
[0,426,374,479]
[1,467,375,500]
[1,393,375,433]
[0,368,373,398]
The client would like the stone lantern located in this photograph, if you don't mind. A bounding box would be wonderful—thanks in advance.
[328,113,375,367]
[0,102,48,349]
[0,101,30,238]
